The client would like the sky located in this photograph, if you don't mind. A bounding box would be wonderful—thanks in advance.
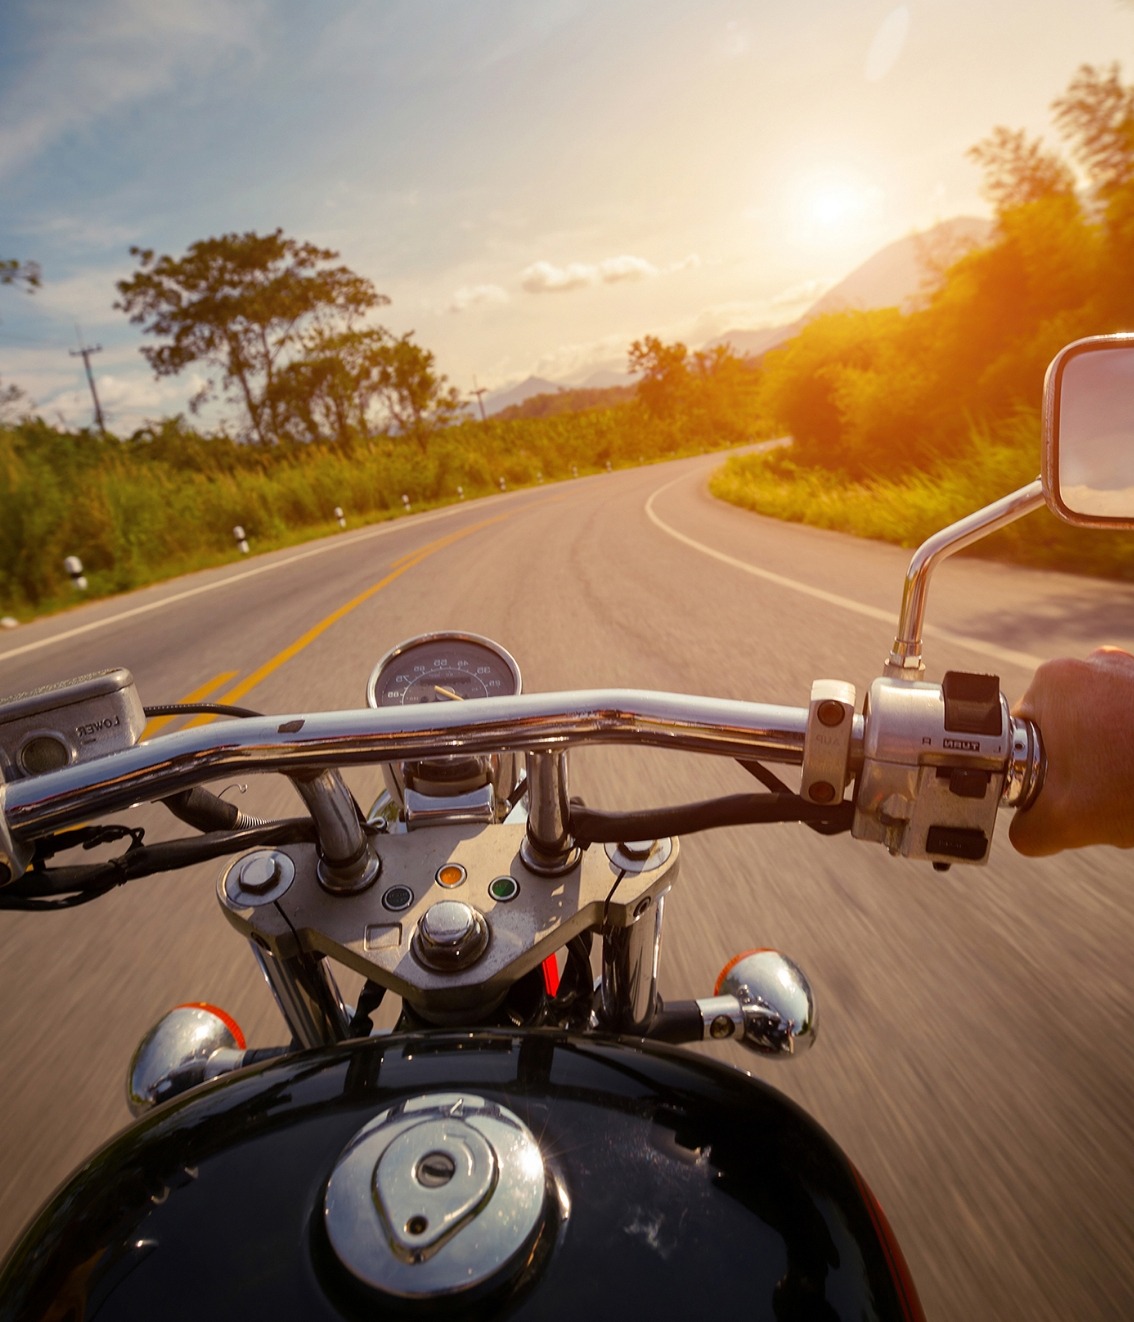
[1,0,1132,433]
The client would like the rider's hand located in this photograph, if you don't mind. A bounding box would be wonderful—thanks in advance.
[1010,647,1134,856]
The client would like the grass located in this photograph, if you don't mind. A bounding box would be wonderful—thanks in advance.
[709,414,1134,581]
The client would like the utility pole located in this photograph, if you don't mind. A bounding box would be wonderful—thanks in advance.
[70,332,106,434]
[470,379,488,423]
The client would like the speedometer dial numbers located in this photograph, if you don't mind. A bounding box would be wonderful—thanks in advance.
[367,635,521,710]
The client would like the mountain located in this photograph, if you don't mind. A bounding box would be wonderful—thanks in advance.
[710,216,993,360]
[480,216,995,411]
[806,216,992,317]
[481,376,561,416]
[572,366,634,390]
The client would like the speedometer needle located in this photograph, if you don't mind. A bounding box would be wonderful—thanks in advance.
[434,685,465,701]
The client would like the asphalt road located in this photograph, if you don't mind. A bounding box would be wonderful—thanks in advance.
[1,454,1133,1319]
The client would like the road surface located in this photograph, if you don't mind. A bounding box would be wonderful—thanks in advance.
[1,454,1133,1320]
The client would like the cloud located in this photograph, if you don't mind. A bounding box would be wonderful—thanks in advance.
[0,0,265,181]
[449,283,510,313]
[520,252,696,295]
[597,255,657,284]
[521,261,598,294]
[530,332,633,380]
[32,265,136,324]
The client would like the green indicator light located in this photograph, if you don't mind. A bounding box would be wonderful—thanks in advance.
[489,876,518,902]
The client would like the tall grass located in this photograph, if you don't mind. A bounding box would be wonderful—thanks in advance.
[710,411,1134,580]
[0,404,745,620]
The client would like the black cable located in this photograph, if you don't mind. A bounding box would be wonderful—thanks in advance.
[143,701,263,720]
[736,757,793,794]
[602,868,628,928]
[0,819,317,910]
[734,759,854,835]
[570,793,854,846]
[507,776,528,811]
[161,787,270,832]
[347,981,387,1037]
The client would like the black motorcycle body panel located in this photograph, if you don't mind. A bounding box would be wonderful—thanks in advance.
[0,1029,921,1320]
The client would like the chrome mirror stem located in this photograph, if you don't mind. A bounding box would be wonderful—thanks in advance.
[886,479,1044,678]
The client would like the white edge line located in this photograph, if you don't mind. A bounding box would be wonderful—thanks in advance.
[0,498,487,664]
[644,474,1046,674]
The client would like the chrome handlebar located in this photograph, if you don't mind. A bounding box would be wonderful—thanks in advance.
[2,690,829,842]
[0,683,1043,882]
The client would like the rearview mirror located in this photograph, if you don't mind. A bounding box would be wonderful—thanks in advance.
[1042,334,1134,528]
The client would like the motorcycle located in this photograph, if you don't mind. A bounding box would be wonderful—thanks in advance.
[0,334,1127,1320]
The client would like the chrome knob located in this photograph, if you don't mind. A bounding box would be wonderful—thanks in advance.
[412,901,489,971]
[239,853,280,894]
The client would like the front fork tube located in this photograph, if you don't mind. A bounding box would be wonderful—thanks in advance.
[250,941,352,1048]
[598,891,667,1034]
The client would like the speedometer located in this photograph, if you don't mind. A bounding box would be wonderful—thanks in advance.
[366,633,524,822]
[366,633,522,709]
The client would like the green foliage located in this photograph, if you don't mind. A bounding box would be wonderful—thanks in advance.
[0,393,744,619]
[727,61,1134,577]
[711,413,1134,580]
[0,258,40,292]
[115,229,387,445]
[495,384,635,420]
[628,336,767,445]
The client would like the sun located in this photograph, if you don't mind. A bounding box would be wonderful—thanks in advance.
[808,181,867,227]
[789,165,885,246]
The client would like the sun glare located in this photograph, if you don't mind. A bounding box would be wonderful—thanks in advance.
[809,183,865,227]
[788,166,885,248]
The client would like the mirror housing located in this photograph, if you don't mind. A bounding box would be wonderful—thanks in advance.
[1042,333,1134,529]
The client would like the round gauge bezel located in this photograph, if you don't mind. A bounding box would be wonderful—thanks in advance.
[365,632,523,710]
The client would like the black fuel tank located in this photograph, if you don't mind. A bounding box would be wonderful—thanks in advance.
[0,1030,922,1321]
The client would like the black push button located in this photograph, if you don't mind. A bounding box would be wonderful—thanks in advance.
[926,825,988,860]
[948,767,990,799]
[942,671,1002,736]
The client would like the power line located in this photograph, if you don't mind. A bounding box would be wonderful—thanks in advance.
[470,378,488,422]
[69,331,106,434]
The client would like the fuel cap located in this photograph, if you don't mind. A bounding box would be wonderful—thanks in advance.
[323,1093,548,1300]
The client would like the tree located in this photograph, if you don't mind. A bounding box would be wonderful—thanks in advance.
[1053,63,1134,203]
[371,332,465,452]
[0,257,41,421]
[1053,63,1134,320]
[0,258,41,293]
[266,327,384,448]
[267,327,464,452]
[967,126,1076,215]
[628,336,690,417]
[115,230,386,444]
[757,308,914,473]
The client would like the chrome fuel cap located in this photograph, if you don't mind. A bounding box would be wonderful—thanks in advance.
[324,1093,547,1300]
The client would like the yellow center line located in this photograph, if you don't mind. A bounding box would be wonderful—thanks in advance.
[141,671,239,738]
[214,514,512,711]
